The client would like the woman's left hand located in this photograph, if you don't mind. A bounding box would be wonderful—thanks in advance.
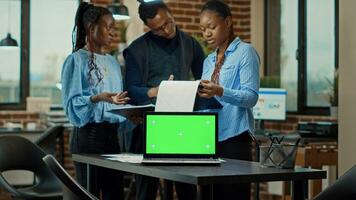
[111,91,130,104]
[198,80,224,98]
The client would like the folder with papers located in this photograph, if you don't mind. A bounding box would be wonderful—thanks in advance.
[108,104,155,118]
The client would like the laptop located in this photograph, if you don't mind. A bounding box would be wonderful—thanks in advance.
[142,112,221,165]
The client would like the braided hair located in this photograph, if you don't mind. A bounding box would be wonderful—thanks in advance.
[72,2,112,87]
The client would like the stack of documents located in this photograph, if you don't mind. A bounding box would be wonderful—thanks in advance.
[102,153,143,163]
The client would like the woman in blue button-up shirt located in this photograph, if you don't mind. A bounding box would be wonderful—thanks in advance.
[198,1,260,199]
[61,3,129,199]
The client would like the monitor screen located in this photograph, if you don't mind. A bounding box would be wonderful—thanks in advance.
[253,88,287,120]
[144,112,217,154]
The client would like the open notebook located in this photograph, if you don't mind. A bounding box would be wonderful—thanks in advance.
[142,112,222,165]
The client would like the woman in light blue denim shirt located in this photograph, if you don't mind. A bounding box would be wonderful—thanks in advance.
[61,3,129,200]
[199,1,260,199]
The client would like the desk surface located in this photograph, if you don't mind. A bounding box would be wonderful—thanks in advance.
[0,128,45,134]
[72,154,326,185]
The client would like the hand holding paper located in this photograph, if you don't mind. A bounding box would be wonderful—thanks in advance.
[198,80,223,98]
[147,74,174,98]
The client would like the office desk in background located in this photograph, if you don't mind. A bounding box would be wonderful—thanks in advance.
[73,154,326,200]
[255,133,337,199]
[283,140,338,200]
[0,127,45,140]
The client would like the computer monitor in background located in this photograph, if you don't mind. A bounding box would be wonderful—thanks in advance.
[253,88,287,129]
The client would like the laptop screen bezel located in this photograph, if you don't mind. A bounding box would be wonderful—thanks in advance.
[143,112,218,158]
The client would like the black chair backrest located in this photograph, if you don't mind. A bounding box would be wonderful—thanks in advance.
[43,155,99,200]
[314,165,356,200]
[0,136,62,198]
[35,125,64,156]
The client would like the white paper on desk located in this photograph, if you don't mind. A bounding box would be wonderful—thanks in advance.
[102,153,143,163]
[155,80,200,112]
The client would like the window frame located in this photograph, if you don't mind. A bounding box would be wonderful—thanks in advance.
[0,0,29,110]
[264,0,339,115]
[0,0,81,110]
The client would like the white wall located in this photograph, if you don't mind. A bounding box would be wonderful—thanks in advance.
[338,0,356,175]
[125,0,144,45]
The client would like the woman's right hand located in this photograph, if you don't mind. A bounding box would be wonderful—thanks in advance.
[198,80,224,98]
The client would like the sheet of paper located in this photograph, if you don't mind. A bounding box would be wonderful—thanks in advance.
[102,153,143,163]
[155,80,200,112]
[110,104,155,110]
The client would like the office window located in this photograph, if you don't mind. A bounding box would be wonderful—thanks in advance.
[265,0,338,114]
[30,0,78,105]
[306,0,336,107]
[0,1,21,104]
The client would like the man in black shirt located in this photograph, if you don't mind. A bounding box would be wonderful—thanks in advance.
[123,1,205,200]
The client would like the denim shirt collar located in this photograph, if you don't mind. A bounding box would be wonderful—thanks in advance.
[210,37,241,63]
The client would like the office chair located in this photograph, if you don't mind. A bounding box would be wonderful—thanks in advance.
[35,125,65,164]
[314,165,356,200]
[43,154,99,200]
[0,136,62,199]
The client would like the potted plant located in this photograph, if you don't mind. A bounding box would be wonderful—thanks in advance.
[327,69,338,118]
[192,34,212,57]
[260,76,281,88]
[117,21,128,51]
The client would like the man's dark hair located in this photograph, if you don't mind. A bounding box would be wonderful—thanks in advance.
[201,0,232,19]
[138,1,168,24]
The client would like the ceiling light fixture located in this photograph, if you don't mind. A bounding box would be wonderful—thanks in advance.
[107,0,130,21]
[0,0,18,47]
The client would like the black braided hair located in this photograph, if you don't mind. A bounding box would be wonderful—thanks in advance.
[72,2,111,87]
[72,2,111,52]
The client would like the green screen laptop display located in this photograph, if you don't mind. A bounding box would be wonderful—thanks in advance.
[145,113,217,155]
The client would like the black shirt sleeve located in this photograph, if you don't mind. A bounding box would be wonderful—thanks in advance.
[124,48,150,105]
[191,38,205,80]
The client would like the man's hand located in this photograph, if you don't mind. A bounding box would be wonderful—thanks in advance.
[198,80,224,98]
[147,87,159,98]
[147,74,174,98]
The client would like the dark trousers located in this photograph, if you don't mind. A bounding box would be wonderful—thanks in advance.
[201,131,253,200]
[130,125,196,200]
[70,122,124,200]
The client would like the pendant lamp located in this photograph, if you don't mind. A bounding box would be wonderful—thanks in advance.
[108,0,130,21]
[0,0,18,47]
